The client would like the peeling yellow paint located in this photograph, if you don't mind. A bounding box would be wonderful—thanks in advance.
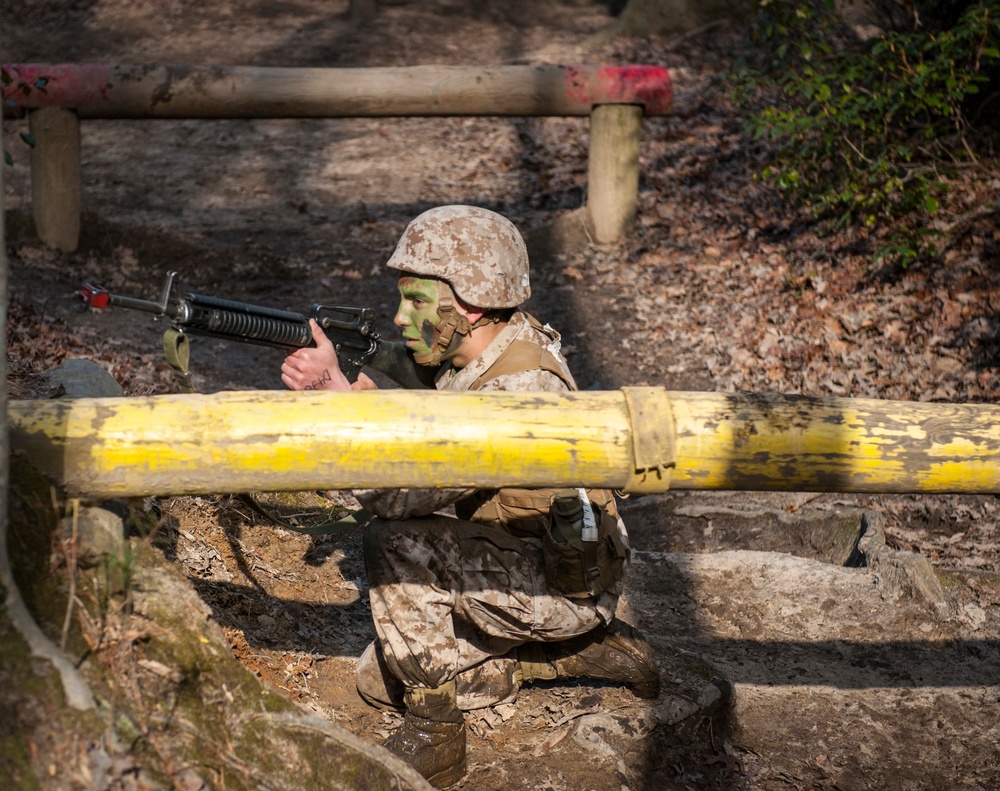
[929,437,993,457]
[9,388,1000,498]
[922,460,1000,490]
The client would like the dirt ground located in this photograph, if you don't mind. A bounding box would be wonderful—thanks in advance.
[3,1,1000,790]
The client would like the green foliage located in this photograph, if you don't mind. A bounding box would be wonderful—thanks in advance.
[732,0,1000,262]
[2,66,49,165]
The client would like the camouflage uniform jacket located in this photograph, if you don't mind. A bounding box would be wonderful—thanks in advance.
[354,310,629,618]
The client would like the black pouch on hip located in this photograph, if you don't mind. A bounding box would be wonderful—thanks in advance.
[542,488,626,598]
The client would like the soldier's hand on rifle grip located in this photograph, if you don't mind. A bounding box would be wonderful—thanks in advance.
[282,319,374,392]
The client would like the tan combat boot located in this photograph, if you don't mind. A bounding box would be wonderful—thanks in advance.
[519,618,661,699]
[384,679,466,789]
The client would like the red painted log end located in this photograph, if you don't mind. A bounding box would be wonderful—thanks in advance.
[3,63,113,118]
[563,65,672,115]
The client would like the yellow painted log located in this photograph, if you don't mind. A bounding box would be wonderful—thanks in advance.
[670,392,1000,493]
[8,389,1000,499]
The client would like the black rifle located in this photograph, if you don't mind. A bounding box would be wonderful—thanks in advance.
[77,271,435,389]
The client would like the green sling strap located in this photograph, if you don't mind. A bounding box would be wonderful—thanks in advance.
[162,328,196,394]
[236,493,376,536]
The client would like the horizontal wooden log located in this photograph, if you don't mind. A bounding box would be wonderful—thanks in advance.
[8,389,1000,499]
[1,63,673,119]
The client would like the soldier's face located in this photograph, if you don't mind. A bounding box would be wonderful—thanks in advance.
[395,276,442,356]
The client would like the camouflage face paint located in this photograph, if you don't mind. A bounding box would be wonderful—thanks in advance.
[395,276,443,357]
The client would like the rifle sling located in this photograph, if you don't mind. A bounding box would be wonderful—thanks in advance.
[162,328,196,394]
[236,493,375,536]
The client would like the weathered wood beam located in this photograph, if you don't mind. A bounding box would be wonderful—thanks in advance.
[2,63,673,119]
[8,389,1000,499]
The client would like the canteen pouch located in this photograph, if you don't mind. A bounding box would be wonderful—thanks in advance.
[542,488,627,598]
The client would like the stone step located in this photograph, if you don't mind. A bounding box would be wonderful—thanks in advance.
[622,510,1000,790]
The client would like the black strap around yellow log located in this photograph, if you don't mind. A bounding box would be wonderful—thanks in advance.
[8,388,1000,500]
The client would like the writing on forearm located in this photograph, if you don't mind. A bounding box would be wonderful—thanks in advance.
[304,369,333,390]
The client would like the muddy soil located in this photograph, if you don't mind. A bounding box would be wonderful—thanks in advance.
[4,1,1000,790]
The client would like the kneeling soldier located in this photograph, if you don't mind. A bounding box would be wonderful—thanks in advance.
[281,205,660,788]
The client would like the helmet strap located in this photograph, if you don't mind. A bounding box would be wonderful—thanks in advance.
[411,280,500,367]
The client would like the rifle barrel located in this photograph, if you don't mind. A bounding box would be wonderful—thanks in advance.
[107,293,181,318]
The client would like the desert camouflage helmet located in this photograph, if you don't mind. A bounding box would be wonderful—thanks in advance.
[385,205,530,308]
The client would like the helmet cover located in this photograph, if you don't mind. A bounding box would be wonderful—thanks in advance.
[386,205,530,308]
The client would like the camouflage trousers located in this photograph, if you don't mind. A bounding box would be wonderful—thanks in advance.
[361,516,610,695]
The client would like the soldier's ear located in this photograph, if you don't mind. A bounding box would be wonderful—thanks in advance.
[453,295,484,325]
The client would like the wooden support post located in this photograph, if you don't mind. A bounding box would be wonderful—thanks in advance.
[29,107,81,252]
[587,104,643,244]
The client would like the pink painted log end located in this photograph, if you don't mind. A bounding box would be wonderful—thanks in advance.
[3,63,113,118]
[563,65,672,115]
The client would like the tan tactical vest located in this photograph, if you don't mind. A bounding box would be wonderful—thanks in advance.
[453,315,625,582]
